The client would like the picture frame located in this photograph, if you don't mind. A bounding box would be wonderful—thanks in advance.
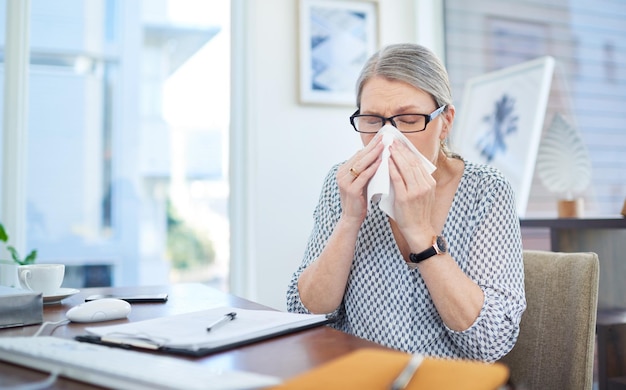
[298,0,378,106]
[451,56,555,217]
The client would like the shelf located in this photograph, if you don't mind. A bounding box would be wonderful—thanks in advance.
[520,216,626,312]
[520,217,626,230]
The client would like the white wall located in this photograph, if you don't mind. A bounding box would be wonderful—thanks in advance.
[231,0,423,309]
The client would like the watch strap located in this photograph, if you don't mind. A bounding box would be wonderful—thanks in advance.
[409,246,437,263]
[409,235,447,264]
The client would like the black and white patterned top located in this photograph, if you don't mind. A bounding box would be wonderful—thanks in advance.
[286,160,526,362]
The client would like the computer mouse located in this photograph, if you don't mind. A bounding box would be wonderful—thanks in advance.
[66,298,131,323]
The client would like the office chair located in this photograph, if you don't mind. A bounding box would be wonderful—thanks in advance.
[499,250,599,390]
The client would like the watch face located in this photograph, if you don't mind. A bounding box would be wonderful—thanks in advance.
[435,235,448,254]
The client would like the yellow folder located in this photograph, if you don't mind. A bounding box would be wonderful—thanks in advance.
[271,348,509,390]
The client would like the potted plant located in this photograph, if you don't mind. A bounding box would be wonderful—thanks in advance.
[0,223,37,265]
[0,222,37,288]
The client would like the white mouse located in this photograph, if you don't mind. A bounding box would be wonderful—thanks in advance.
[66,298,131,323]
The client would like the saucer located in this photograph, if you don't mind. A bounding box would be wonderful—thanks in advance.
[43,288,80,304]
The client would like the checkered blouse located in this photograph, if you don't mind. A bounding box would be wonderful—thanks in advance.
[286,160,526,362]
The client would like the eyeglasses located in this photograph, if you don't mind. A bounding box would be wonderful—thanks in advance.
[349,105,447,134]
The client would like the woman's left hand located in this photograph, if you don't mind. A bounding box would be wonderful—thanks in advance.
[388,140,437,241]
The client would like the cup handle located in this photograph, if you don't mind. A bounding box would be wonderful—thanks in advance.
[19,269,34,291]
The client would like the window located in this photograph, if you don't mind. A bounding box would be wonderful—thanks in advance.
[0,0,231,289]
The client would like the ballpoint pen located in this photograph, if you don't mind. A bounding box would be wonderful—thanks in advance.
[390,353,424,390]
[206,312,237,332]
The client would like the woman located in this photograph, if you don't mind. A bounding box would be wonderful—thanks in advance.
[286,43,525,362]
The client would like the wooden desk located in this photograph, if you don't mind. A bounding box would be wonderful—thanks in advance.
[0,283,388,389]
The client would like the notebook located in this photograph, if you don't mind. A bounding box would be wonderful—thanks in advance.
[76,306,329,357]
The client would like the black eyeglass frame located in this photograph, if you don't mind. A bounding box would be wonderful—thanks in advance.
[349,105,447,134]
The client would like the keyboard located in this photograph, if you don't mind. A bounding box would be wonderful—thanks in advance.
[0,336,281,390]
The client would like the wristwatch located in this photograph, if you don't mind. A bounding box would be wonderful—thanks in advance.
[409,235,448,264]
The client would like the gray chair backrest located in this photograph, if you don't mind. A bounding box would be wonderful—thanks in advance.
[499,250,599,390]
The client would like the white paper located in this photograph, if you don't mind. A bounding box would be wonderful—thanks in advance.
[367,125,436,219]
[85,306,327,351]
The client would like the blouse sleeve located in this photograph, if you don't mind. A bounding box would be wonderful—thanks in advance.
[286,165,343,314]
[444,173,526,362]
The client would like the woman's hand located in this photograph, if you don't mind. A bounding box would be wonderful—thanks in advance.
[298,135,384,314]
[336,135,384,224]
[388,140,437,241]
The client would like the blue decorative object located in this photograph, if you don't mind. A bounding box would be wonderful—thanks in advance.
[476,94,519,162]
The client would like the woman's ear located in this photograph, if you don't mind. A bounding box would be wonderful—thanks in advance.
[441,104,456,140]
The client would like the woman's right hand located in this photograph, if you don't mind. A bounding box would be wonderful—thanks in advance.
[297,135,384,314]
[336,134,384,224]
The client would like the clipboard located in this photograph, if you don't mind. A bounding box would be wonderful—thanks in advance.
[74,306,330,357]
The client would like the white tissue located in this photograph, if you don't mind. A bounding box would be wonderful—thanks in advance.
[367,124,437,219]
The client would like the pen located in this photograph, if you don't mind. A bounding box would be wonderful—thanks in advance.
[206,312,237,332]
[390,353,424,390]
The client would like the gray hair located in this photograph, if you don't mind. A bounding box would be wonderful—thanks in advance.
[355,43,456,156]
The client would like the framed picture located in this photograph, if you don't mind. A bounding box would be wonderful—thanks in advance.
[451,56,555,217]
[298,0,378,106]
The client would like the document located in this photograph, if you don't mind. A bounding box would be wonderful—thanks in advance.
[76,306,328,356]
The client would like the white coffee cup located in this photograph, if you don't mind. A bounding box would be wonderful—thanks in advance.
[17,264,65,296]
